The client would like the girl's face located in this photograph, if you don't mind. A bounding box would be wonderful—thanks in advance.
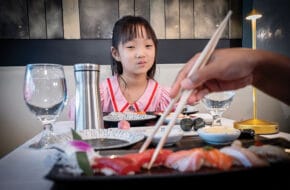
[111,26,156,77]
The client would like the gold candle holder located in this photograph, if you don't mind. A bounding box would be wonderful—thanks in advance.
[234,9,279,134]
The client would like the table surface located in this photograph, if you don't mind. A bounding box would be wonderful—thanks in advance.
[1,119,290,190]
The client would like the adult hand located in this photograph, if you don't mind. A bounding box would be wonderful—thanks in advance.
[170,48,255,104]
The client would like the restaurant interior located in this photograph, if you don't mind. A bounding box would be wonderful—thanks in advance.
[0,0,289,161]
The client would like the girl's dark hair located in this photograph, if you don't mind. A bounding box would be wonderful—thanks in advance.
[111,15,158,79]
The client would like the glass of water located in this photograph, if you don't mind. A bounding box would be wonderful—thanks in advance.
[23,63,68,148]
[201,90,235,126]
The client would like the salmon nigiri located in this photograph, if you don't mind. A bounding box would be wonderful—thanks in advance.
[202,148,233,170]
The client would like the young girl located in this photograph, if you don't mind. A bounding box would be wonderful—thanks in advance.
[100,15,171,113]
[69,16,171,119]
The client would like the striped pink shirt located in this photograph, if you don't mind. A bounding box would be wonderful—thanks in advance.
[100,75,171,113]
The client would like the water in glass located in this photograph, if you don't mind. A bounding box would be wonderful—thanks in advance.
[201,91,235,126]
[23,63,67,148]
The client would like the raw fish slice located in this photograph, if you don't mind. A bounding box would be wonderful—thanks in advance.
[219,152,234,170]
[92,157,140,175]
[202,148,220,167]
[220,146,252,167]
[170,154,192,171]
[122,149,173,168]
[164,150,194,168]
[144,149,173,168]
[165,148,204,170]
[174,151,204,172]
[155,149,173,165]
[224,140,268,167]
[203,148,233,170]
[122,151,150,168]
[238,147,269,167]
[248,144,290,163]
[220,146,269,167]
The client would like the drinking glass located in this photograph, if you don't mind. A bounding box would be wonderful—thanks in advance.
[23,63,67,148]
[201,90,235,126]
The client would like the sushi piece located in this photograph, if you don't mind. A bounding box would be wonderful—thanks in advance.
[220,146,253,167]
[165,149,202,169]
[92,157,140,176]
[248,144,290,163]
[220,140,269,167]
[92,148,173,175]
[202,148,233,170]
[168,150,204,172]
[165,147,233,172]
[122,149,173,169]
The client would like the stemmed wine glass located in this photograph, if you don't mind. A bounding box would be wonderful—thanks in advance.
[23,63,68,148]
[201,90,235,126]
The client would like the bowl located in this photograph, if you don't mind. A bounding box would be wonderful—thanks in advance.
[197,126,241,145]
[152,127,184,146]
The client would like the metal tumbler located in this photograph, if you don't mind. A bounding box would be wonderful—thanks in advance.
[74,63,104,131]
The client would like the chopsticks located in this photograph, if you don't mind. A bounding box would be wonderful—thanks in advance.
[139,10,233,169]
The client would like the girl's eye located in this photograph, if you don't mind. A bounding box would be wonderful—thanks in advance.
[126,46,135,49]
[146,44,153,48]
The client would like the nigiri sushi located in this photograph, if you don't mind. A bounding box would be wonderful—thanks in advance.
[248,144,290,163]
[92,157,140,176]
[220,140,269,167]
[165,147,233,172]
[122,149,173,169]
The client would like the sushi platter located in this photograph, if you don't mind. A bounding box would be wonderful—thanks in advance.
[46,135,290,189]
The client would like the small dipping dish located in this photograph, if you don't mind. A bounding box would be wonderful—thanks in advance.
[197,126,241,145]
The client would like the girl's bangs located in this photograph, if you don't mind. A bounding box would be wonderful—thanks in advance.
[120,24,154,44]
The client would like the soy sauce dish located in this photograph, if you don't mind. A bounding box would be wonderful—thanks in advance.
[197,126,241,145]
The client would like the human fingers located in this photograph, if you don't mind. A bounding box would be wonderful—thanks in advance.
[216,76,253,91]
[179,83,210,105]
[170,54,200,98]
[185,75,253,104]
[180,63,219,91]
[181,70,252,103]
[186,87,210,103]
[169,68,187,98]
[200,75,253,93]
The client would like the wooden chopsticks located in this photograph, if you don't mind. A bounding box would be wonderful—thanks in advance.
[139,10,233,169]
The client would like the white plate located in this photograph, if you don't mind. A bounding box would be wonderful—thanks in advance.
[103,112,156,121]
[129,126,198,137]
[151,126,184,146]
[103,112,157,127]
[57,128,145,150]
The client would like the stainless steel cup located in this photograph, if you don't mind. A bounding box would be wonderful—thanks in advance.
[74,63,104,131]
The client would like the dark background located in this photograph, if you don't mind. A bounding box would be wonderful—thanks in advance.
[1,0,290,66]
[0,0,242,66]
[0,39,241,66]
